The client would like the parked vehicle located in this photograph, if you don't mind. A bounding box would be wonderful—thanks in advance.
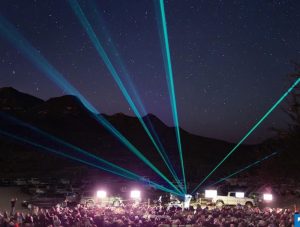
[65,192,79,203]
[28,185,48,195]
[0,178,13,186]
[54,185,70,194]
[80,191,96,206]
[212,192,255,207]
[27,178,40,185]
[59,178,70,185]
[22,194,66,208]
[79,191,122,207]
[14,178,27,186]
[70,184,82,193]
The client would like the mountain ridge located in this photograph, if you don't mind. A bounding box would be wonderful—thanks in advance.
[0,87,264,183]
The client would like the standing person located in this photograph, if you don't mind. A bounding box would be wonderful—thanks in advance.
[53,215,61,227]
[15,212,24,226]
[10,197,17,215]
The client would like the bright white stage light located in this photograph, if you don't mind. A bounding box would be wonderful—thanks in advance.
[263,193,273,201]
[96,190,107,199]
[130,190,141,199]
[205,190,217,198]
[235,192,245,198]
[183,194,192,208]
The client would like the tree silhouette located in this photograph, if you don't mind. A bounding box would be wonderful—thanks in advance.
[271,63,300,178]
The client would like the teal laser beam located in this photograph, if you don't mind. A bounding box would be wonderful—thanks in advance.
[0,14,181,195]
[155,0,186,193]
[90,114,181,194]
[0,129,180,196]
[68,0,183,192]
[86,0,183,190]
[208,152,278,188]
[192,78,300,194]
[92,115,182,194]
[0,112,157,187]
[0,14,97,114]
[1,112,180,194]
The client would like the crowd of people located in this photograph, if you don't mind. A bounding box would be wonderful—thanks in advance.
[0,201,297,227]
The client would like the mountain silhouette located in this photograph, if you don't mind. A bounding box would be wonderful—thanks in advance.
[0,87,267,186]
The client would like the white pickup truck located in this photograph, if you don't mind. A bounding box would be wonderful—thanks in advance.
[212,192,255,207]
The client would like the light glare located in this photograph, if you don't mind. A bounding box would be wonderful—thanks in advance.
[130,190,141,199]
[97,190,107,198]
[205,190,217,198]
[263,193,273,201]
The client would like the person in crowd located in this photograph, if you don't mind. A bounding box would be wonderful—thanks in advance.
[0,201,296,226]
[10,198,17,216]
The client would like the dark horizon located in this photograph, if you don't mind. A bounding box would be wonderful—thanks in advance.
[0,85,274,145]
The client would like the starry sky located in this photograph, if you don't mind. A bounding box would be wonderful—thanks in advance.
[0,0,299,144]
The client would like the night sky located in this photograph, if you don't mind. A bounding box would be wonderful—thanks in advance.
[0,0,299,144]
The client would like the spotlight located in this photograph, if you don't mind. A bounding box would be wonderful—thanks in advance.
[205,190,217,198]
[130,190,141,200]
[235,192,245,198]
[97,190,107,199]
[263,193,273,201]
